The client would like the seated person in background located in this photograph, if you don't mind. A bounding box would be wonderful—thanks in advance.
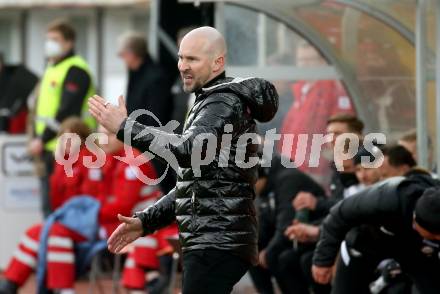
[369,144,437,294]
[285,147,371,246]
[287,145,383,245]
[351,145,382,191]
[312,176,440,294]
[380,144,433,182]
[282,146,380,294]
[398,130,435,170]
[293,114,365,217]
[287,145,383,231]
[334,145,437,294]
[257,154,328,294]
[50,117,95,210]
[0,126,160,294]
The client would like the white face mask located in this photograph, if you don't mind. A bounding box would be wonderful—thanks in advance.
[45,39,63,58]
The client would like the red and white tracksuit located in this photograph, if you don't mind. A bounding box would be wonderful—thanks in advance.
[122,224,178,290]
[4,147,161,290]
[50,147,97,211]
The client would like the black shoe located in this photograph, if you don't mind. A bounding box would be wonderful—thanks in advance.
[0,279,18,294]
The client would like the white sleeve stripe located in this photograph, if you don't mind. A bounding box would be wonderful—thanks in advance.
[48,237,73,248]
[124,258,135,269]
[47,252,75,263]
[21,235,39,252]
[340,241,351,266]
[133,236,158,248]
[146,271,160,281]
[13,249,37,268]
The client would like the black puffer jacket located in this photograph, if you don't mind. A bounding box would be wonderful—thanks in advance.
[117,75,278,265]
[313,176,440,267]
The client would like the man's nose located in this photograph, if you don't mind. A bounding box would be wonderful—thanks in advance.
[178,60,189,72]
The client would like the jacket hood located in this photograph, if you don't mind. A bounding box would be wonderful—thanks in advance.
[405,168,439,187]
[201,77,279,122]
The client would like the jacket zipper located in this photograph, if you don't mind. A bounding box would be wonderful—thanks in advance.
[191,191,196,232]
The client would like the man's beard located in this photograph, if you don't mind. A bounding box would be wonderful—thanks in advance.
[182,79,203,93]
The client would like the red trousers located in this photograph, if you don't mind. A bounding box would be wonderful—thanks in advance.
[122,224,178,289]
[4,222,85,289]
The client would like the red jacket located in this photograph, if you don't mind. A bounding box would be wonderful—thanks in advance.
[50,147,93,210]
[279,80,355,177]
[81,148,162,236]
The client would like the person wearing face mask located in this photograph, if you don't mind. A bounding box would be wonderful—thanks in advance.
[351,145,382,192]
[29,20,96,218]
[337,156,363,198]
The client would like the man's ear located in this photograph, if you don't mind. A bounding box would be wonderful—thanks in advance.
[64,40,74,52]
[213,55,225,73]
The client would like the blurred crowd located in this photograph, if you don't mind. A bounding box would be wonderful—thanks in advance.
[0,19,439,294]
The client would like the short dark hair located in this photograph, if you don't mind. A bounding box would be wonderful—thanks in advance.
[327,113,364,134]
[119,32,148,58]
[47,19,76,42]
[382,144,417,167]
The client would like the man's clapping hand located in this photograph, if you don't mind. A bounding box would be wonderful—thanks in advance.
[88,95,128,134]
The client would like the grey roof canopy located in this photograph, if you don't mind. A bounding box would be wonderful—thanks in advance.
[177,0,438,170]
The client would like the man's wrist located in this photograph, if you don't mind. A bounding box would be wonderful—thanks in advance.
[116,117,129,141]
[133,211,148,236]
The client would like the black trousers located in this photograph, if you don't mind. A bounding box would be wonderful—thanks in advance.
[182,249,250,294]
[266,236,329,294]
[248,265,275,294]
[40,150,54,218]
[276,249,331,294]
[332,243,440,294]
